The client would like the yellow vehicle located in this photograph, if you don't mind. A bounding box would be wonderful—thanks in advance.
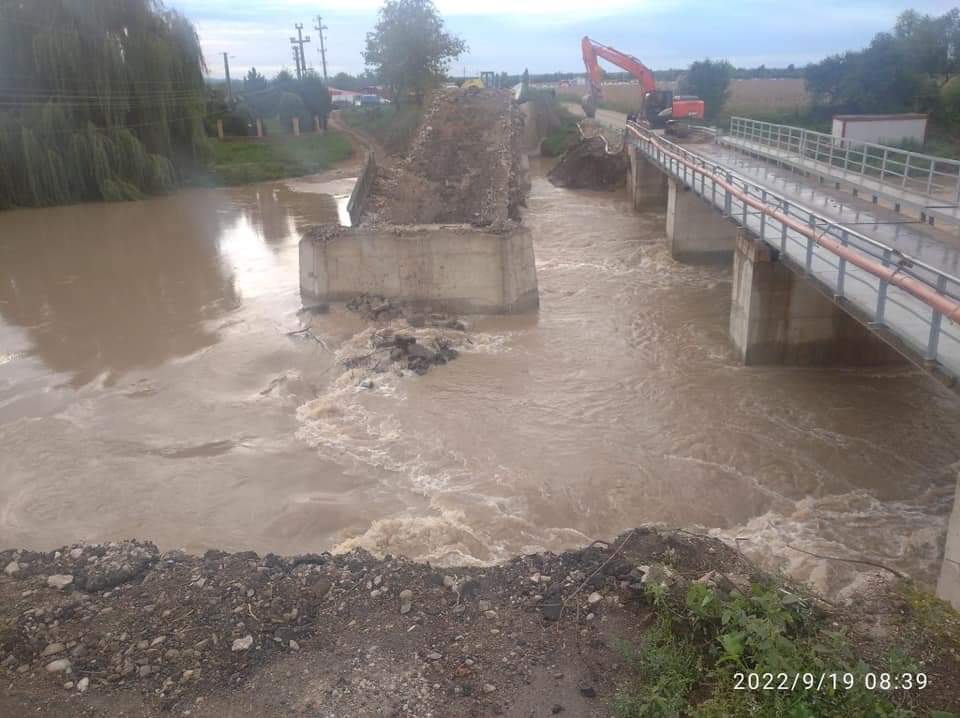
[462,78,484,89]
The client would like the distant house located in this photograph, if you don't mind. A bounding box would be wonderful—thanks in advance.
[329,88,362,106]
[329,88,389,107]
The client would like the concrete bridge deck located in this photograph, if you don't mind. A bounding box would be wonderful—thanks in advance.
[621,122,960,391]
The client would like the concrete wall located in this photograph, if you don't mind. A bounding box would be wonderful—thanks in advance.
[299,225,539,314]
[666,178,737,263]
[347,152,377,226]
[729,234,903,365]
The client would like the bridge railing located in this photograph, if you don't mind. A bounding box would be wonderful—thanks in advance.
[727,117,960,210]
[627,121,960,383]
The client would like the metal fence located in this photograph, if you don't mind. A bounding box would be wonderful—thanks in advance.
[627,121,960,382]
[727,117,960,210]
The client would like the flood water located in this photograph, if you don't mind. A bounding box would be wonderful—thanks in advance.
[1,161,959,599]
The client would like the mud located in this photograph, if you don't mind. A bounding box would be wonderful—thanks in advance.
[367,89,529,227]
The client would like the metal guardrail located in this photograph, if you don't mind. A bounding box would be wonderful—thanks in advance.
[727,117,960,214]
[627,121,960,384]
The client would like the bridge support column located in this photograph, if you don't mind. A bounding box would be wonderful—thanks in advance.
[730,234,903,365]
[666,178,737,263]
[627,145,667,210]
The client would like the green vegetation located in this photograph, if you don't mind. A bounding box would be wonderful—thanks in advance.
[363,0,466,102]
[341,103,424,155]
[0,0,210,209]
[522,89,580,157]
[235,69,333,136]
[615,576,955,717]
[208,133,352,186]
[681,60,735,121]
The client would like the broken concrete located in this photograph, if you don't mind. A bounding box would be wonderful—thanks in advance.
[300,88,539,314]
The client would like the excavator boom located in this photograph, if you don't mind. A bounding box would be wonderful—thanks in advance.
[581,37,657,95]
[579,36,704,132]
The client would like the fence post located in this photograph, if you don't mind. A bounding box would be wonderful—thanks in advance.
[216,119,224,140]
[314,115,321,133]
[256,118,263,138]
[292,116,300,136]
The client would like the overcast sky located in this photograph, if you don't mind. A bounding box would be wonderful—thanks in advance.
[176,0,958,81]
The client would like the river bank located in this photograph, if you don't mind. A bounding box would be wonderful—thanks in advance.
[2,529,958,717]
[204,132,355,187]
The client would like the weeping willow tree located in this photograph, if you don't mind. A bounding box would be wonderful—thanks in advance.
[0,0,211,209]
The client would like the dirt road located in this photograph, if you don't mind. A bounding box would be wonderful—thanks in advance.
[328,109,388,161]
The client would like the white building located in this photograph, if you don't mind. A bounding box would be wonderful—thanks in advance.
[831,114,928,145]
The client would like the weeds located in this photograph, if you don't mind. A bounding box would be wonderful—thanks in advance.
[614,577,941,718]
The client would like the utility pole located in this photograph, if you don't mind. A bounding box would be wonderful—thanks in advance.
[291,46,302,79]
[314,16,328,82]
[221,52,233,103]
[289,24,311,80]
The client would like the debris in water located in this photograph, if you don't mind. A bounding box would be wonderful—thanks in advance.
[547,136,629,190]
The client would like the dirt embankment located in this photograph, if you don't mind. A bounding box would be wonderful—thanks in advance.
[4,529,956,717]
[366,88,529,227]
[0,529,756,717]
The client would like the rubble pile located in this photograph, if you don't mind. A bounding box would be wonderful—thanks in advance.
[367,88,530,227]
[548,135,630,190]
[0,529,762,716]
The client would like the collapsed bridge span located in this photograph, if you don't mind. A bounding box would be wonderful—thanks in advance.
[300,89,539,315]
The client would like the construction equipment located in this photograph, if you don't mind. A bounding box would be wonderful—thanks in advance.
[580,37,705,135]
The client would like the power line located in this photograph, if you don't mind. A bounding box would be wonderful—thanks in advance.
[0,107,231,139]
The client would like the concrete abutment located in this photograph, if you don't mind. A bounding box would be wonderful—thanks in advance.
[729,234,904,366]
[299,225,539,315]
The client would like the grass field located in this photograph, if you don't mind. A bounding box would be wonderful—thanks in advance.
[552,78,810,117]
[208,133,353,186]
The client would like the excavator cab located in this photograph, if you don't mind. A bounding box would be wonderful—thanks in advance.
[642,91,705,136]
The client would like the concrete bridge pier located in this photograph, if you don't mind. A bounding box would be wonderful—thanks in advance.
[729,234,903,366]
[627,145,667,209]
[666,178,738,263]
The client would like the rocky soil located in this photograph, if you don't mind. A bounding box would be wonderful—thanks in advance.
[0,528,759,717]
[366,88,530,227]
[3,529,959,716]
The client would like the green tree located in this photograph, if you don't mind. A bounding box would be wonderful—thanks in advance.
[804,9,960,117]
[299,71,333,130]
[363,0,466,102]
[681,59,734,119]
[244,67,268,93]
[0,0,209,208]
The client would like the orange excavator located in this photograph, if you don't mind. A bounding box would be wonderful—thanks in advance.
[581,37,704,134]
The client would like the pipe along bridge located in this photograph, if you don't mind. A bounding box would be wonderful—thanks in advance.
[625,121,960,392]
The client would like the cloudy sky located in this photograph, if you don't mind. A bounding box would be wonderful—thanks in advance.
[176,0,957,81]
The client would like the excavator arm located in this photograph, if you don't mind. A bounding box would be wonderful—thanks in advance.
[581,36,657,117]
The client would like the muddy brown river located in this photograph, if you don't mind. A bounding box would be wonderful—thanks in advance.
[1,160,959,599]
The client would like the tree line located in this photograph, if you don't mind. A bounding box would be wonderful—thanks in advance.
[805,9,960,126]
[212,67,333,136]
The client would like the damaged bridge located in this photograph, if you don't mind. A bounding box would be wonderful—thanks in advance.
[625,122,960,392]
